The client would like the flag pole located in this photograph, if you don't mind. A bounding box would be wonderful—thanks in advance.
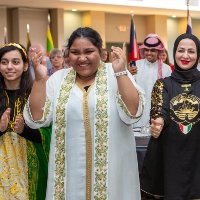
[26,24,31,50]
[131,10,134,19]
[27,24,30,33]
[4,27,7,35]
[4,27,7,44]
[187,0,189,21]
[46,13,54,56]
[186,0,192,34]
[128,10,139,65]
[48,14,50,25]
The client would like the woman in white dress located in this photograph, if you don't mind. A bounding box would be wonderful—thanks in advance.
[24,27,145,200]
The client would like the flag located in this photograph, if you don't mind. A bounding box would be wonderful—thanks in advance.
[186,3,192,33]
[3,27,7,44]
[46,24,54,56]
[26,32,31,51]
[128,18,139,65]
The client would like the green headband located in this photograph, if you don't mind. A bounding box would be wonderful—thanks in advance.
[0,43,27,58]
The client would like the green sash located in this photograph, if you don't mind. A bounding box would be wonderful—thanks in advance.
[27,123,52,200]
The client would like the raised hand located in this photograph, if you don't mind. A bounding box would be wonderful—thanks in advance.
[0,108,11,132]
[14,115,25,134]
[150,117,164,138]
[29,48,47,80]
[111,42,126,73]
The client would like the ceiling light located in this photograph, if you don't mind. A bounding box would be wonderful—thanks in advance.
[72,9,77,11]
[172,15,176,18]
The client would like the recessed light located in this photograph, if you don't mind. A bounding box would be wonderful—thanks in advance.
[72,9,77,11]
[172,15,176,18]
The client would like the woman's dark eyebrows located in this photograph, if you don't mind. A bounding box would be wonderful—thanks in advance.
[85,48,95,50]
[1,58,20,60]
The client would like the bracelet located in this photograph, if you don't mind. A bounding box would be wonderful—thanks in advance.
[114,70,127,77]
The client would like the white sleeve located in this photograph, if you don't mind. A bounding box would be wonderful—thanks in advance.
[23,77,54,129]
[116,70,145,124]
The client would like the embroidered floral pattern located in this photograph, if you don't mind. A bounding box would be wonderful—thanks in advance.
[0,132,28,200]
[25,97,51,124]
[150,79,164,119]
[0,93,29,199]
[117,90,144,119]
[94,63,109,200]
[26,140,39,200]
[54,69,76,199]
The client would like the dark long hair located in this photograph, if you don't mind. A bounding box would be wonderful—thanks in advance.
[163,48,171,66]
[101,48,110,63]
[67,27,103,54]
[0,43,33,117]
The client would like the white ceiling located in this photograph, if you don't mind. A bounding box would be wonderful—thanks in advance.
[1,0,200,18]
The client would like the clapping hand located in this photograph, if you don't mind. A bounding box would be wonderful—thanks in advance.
[14,115,25,134]
[0,108,11,132]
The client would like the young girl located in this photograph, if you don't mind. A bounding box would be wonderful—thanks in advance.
[0,43,51,200]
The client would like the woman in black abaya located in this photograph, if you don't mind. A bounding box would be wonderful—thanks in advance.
[140,33,200,199]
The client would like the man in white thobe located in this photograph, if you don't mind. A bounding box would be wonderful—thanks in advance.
[128,34,172,130]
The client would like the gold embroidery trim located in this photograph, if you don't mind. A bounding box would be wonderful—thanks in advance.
[54,69,76,199]
[1,91,28,199]
[5,91,24,132]
[0,132,29,199]
[82,86,93,200]
[94,62,109,199]
[117,90,144,119]
[25,97,51,125]
[150,79,164,119]
[76,82,94,200]
[141,189,164,198]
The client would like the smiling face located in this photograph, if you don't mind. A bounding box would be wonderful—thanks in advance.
[144,48,158,63]
[69,37,101,79]
[175,38,197,70]
[0,50,28,89]
[50,53,63,69]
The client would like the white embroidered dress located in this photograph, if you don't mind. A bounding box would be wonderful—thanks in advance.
[24,63,145,200]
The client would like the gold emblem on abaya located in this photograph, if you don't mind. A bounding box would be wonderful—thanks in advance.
[170,93,200,134]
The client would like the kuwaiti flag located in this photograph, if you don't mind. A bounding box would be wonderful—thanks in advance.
[186,10,192,34]
[128,18,139,64]
[179,123,192,134]
[46,24,54,56]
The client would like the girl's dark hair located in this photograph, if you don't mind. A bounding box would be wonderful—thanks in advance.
[0,43,33,117]
[101,48,110,63]
[163,48,171,66]
[67,27,103,54]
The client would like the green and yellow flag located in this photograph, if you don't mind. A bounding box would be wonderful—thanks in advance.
[46,24,54,56]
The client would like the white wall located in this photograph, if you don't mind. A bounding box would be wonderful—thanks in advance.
[167,17,179,63]
[63,11,82,46]
[0,7,8,45]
